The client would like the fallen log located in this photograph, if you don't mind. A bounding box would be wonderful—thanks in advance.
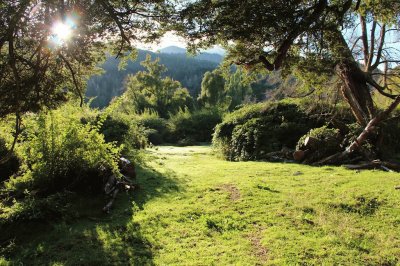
[344,160,400,172]
[317,96,400,165]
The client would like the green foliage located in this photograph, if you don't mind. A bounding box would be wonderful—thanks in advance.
[0,104,122,232]
[297,126,342,160]
[213,101,319,161]
[0,193,74,231]
[98,113,148,154]
[124,55,194,118]
[0,138,19,182]
[168,108,222,143]
[136,110,169,145]
[380,117,400,160]
[224,68,254,110]
[6,107,121,196]
[198,70,226,107]
[86,50,221,108]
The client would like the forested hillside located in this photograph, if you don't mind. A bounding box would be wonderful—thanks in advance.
[86,48,223,108]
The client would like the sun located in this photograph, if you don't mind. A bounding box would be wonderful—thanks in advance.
[49,17,77,47]
[51,21,73,41]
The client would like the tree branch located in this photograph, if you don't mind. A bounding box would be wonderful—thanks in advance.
[59,53,83,107]
[0,113,22,165]
[366,21,377,70]
[360,15,369,67]
[371,24,386,70]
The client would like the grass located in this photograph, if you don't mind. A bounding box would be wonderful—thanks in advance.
[2,145,400,265]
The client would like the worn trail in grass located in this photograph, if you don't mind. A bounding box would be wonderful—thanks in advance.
[5,146,400,265]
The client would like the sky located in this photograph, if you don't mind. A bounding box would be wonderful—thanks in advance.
[136,32,226,55]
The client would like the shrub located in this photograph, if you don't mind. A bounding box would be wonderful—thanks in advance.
[380,119,400,160]
[5,107,121,197]
[137,111,169,145]
[213,101,320,161]
[0,105,122,232]
[168,107,222,143]
[0,138,19,182]
[296,126,342,161]
[99,114,148,151]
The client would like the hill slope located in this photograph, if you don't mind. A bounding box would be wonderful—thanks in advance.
[159,46,224,63]
[86,49,222,108]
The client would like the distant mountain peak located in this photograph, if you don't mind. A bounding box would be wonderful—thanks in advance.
[159,46,224,64]
[159,46,187,54]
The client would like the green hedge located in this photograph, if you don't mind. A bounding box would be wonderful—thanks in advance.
[213,101,320,161]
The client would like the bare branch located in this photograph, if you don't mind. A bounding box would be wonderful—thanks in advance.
[360,15,369,67]
[366,76,399,99]
[59,53,84,107]
[371,24,386,70]
[366,21,376,70]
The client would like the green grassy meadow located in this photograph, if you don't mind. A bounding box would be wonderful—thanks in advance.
[2,145,400,265]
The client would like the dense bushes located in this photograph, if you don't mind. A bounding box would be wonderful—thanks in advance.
[0,105,124,230]
[214,99,400,162]
[136,111,169,145]
[130,108,222,145]
[213,101,320,161]
[168,108,222,143]
[99,113,147,153]
[0,138,19,182]
[6,108,121,196]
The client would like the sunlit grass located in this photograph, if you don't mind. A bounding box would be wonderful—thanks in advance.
[4,146,400,265]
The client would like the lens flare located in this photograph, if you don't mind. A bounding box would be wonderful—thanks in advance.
[49,17,77,47]
[52,22,72,41]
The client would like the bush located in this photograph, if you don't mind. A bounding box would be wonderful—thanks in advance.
[296,126,342,161]
[5,106,121,197]
[0,138,19,182]
[137,111,169,145]
[99,114,147,151]
[0,105,122,232]
[213,101,320,161]
[168,108,222,143]
[380,118,400,160]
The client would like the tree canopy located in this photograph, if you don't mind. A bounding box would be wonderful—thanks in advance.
[124,55,193,117]
[0,0,170,118]
[171,0,400,125]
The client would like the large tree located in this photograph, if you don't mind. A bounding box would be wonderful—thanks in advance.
[171,0,400,127]
[0,0,170,118]
[124,55,193,117]
[0,0,170,163]
[198,70,225,107]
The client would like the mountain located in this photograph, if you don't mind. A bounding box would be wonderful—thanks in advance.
[159,46,224,64]
[85,49,221,108]
[159,46,186,54]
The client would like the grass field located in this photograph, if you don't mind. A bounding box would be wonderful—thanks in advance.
[2,145,400,265]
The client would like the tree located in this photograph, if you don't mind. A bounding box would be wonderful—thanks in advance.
[224,68,253,110]
[0,0,170,163]
[172,0,400,125]
[125,55,194,117]
[198,70,225,106]
[0,0,169,117]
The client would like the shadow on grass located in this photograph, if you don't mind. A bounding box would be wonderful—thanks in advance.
[2,164,182,265]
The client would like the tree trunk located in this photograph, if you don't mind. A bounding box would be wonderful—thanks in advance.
[330,30,375,126]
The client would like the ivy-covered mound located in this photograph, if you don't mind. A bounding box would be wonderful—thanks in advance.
[213,100,400,164]
[213,101,321,161]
